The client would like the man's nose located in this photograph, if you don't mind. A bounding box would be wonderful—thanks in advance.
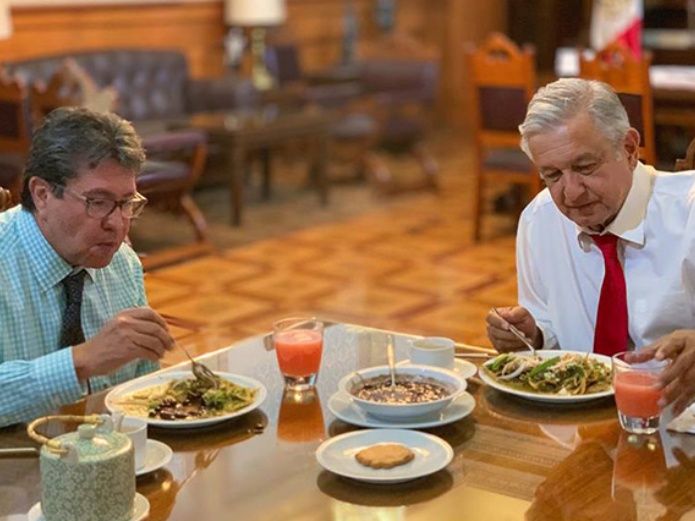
[102,205,129,231]
[562,171,587,203]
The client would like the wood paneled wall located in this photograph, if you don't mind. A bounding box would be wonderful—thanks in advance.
[0,2,226,77]
[0,0,506,126]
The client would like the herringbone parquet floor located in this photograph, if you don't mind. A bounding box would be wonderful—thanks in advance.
[146,139,520,365]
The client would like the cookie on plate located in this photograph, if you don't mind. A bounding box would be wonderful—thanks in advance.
[355,443,415,469]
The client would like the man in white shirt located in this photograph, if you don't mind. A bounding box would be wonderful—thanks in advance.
[486,78,695,414]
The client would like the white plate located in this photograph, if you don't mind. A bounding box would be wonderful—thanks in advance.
[316,428,453,484]
[105,371,267,429]
[478,350,614,403]
[136,439,173,476]
[397,358,477,380]
[328,390,475,429]
[28,492,149,521]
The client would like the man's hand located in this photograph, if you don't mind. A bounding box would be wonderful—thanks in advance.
[627,330,695,416]
[72,307,175,380]
[486,306,542,353]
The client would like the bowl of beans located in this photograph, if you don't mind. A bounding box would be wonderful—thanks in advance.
[338,365,465,420]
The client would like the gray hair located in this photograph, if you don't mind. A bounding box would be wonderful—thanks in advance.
[21,107,145,211]
[519,78,630,158]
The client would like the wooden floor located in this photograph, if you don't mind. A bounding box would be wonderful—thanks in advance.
[145,139,520,365]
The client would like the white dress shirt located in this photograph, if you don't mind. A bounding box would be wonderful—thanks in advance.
[517,162,695,351]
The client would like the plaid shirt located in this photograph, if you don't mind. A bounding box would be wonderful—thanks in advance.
[0,207,157,427]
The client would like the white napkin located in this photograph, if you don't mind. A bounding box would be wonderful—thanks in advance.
[666,403,695,434]
[661,404,695,469]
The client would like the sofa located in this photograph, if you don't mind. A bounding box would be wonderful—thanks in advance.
[0,49,257,199]
[4,48,256,123]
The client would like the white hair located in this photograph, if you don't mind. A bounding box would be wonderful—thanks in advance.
[519,78,630,158]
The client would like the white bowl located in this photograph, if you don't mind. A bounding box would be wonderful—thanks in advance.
[338,365,466,420]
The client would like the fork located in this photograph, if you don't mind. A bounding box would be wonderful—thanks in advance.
[492,307,537,355]
[177,343,219,389]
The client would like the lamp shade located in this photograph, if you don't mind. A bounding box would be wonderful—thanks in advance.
[225,0,286,27]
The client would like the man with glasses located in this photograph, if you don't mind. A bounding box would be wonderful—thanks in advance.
[0,107,174,427]
[486,78,695,415]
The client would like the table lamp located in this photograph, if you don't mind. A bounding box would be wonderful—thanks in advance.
[225,0,287,90]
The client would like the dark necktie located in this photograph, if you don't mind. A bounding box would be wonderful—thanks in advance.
[59,270,87,348]
[592,234,629,356]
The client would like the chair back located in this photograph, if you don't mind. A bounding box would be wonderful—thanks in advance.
[264,42,303,87]
[464,33,541,241]
[0,69,32,155]
[465,32,536,149]
[579,42,656,165]
[30,65,82,125]
[0,186,12,211]
[675,137,695,171]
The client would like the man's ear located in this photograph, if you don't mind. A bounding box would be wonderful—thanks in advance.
[28,177,51,211]
[623,128,641,169]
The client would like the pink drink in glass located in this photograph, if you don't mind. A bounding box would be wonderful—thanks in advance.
[612,352,666,435]
[273,318,324,390]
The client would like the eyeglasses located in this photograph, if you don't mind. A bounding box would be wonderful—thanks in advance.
[55,184,148,219]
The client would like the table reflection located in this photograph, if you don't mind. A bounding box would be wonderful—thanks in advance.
[277,388,326,443]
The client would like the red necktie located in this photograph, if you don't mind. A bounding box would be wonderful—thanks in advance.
[592,234,629,356]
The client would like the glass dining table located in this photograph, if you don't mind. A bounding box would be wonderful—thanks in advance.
[3,323,695,521]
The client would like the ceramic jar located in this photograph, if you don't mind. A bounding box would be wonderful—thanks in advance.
[27,414,135,521]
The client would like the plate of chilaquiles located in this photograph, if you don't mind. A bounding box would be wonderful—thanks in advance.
[105,370,267,428]
[478,350,613,403]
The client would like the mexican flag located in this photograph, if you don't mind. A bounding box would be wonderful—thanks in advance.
[590,0,643,57]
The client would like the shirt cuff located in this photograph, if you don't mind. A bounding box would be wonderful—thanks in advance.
[33,348,86,410]
[536,322,559,350]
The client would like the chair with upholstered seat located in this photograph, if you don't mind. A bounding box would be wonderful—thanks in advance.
[465,32,541,242]
[675,136,695,171]
[0,70,32,203]
[579,42,656,166]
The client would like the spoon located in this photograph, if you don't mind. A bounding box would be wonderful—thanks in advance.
[492,307,537,355]
[386,333,397,389]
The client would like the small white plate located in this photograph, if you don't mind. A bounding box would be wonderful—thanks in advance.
[105,371,267,429]
[328,390,475,429]
[136,439,173,477]
[397,358,477,380]
[28,492,149,521]
[316,428,453,484]
[478,350,614,403]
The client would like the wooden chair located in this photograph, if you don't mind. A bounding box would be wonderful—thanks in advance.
[579,42,656,166]
[0,187,13,211]
[465,32,541,242]
[0,69,32,203]
[675,136,695,171]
